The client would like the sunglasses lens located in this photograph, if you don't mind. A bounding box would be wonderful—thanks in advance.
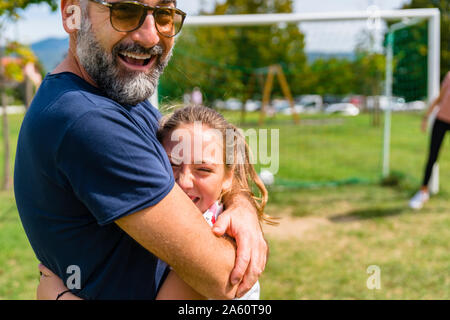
[155,8,184,37]
[111,3,145,32]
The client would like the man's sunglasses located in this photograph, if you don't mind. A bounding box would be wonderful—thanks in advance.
[88,0,187,37]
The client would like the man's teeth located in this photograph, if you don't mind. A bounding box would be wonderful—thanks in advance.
[120,52,152,60]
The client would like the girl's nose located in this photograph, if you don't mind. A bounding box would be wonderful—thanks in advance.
[177,169,194,190]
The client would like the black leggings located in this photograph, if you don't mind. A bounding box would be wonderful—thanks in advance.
[422,118,450,186]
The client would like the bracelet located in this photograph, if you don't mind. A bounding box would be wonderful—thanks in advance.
[56,289,72,300]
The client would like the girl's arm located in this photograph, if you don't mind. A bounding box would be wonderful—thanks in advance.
[156,270,206,300]
[424,92,442,118]
[421,82,446,132]
[424,74,449,118]
[37,263,207,300]
[37,264,82,300]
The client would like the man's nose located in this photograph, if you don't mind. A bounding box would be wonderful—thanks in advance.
[129,13,161,48]
[177,170,194,190]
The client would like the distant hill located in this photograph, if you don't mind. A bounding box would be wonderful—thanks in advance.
[306,51,355,63]
[31,37,69,73]
[29,36,355,72]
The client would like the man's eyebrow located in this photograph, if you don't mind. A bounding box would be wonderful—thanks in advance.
[157,0,177,6]
[132,0,176,6]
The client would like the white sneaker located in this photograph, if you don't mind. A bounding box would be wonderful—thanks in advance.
[409,190,429,210]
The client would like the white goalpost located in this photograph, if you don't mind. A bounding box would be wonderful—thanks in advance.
[184,8,441,103]
[153,8,441,190]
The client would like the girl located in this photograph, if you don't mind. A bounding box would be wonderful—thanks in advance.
[409,71,450,210]
[37,105,277,300]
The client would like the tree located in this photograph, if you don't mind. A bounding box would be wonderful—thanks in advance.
[389,20,428,102]
[301,58,356,96]
[159,0,307,107]
[388,0,449,101]
[0,0,58,17]
[401,0,449,82]
[0,0,58,190]
[4,41,40,107]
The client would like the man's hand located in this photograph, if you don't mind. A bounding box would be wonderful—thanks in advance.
[212,195,268,298]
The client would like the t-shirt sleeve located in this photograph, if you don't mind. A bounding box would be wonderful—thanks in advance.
[56,108,175,226]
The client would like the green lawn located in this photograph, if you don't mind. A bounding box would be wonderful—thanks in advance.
[1,110,449,299]
[261,184,450,299]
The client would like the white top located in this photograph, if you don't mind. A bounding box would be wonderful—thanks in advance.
[203,201,260,300]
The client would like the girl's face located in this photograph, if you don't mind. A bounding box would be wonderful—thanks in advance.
[162,123,233,212]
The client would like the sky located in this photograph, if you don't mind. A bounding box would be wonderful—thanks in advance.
[3,0,411,51]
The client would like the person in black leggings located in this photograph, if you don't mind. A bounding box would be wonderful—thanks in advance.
[409,71,450,210]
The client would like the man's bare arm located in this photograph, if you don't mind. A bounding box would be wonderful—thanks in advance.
[115,183,239,299]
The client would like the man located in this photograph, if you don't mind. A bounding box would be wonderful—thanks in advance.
[14,0,267,300]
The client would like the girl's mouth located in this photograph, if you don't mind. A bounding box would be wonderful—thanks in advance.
[189,195,200,204]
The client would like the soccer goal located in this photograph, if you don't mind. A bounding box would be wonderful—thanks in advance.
[155,8,441,189]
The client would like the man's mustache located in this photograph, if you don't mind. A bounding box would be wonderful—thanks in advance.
[113,43,164,56]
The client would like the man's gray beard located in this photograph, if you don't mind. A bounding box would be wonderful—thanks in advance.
[76,18,172,106]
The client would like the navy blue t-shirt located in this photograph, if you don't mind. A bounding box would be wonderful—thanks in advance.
[14,72,175,299]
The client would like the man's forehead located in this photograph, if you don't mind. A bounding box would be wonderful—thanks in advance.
[138,0,177,6]
[160,0,176,5]
[108,0,177,6]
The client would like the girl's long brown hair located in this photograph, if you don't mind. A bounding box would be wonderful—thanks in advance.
[157,106,278,226]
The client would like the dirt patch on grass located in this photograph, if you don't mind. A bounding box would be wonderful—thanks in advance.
[263,216,331,240]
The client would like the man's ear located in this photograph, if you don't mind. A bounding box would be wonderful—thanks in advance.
[61,0,82,34]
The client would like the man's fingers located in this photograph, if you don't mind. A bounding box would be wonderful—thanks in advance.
[212,213,230,236]
[230,236,251,286]
[235,259,261,298]
[235,235,267,298]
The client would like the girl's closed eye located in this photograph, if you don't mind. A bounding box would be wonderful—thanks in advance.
[197,166,214,173]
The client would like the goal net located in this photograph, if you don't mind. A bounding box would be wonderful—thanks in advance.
[157,9,440,188]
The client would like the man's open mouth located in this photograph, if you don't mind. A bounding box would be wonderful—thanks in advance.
[118,51,153,67]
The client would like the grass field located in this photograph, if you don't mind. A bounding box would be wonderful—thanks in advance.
[1,110,449,299]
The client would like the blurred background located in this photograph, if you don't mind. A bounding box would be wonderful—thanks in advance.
[0,0,449,299]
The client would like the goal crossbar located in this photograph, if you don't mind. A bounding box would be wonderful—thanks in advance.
[155,9,441,190]
[183,9,440,104]
[185,9,440,26]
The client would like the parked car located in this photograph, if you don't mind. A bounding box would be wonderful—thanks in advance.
[213,99,225,110]
[295,95,323,113]
[366,96,406,111]
[405,100,427,111]
[324,103,360,116]
[273,99,304,115]
[342,95,365,109]
[224,98,243,111]
[323,94,344,107]
[244,100,261,112]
